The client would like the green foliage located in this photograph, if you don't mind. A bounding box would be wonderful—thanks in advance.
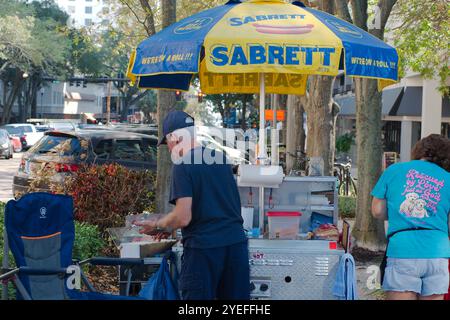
[205,93,255,127]
[339,196,357,219]
[0,0,70,75]
[0,202,15,269]
[336,133,355,154]
[0,202,17,299]
[136,90,157,122]
[73,222,106,261]
[392,0,449,94]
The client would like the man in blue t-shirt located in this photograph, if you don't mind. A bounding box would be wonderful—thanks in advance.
[371,134,450,300]
[137,110,249,300]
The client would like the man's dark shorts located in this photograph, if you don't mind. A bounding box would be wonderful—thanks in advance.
[179,241,250,300]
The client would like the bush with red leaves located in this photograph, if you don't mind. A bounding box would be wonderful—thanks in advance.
[55,163,155,233]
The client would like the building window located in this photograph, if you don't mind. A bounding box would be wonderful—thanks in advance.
[68,6,75,14]
[84,18,93,26]
[85,6,92,14]
[101,19,110,26]
[102,6,109,14]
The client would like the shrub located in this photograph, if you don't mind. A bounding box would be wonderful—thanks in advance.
[52,163,155,232]
[336,133,355,154]
[0,202,15,269]
[73,222,106,261]
[339,196,356,219]
[0,202,16,299]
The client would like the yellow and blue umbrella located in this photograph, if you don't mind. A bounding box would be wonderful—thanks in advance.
[127,0,399,160]
[128,0,398,94]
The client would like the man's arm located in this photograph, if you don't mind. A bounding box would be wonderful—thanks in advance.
[372,197,388,221]
[157,197,192,230]
[136,197,192,234]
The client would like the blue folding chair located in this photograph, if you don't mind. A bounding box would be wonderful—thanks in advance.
[0,192,168,300]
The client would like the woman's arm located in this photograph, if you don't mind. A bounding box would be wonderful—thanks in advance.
[372,197,388,220]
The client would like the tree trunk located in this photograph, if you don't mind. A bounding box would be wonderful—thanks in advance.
[337,0,397,250]
[155,0,177,214]
[286,95,306,173]
[352,78,386,250]
[302,0,338,176]
[304,75,337,175]
[1,71,22,124]
[29,76,41,119]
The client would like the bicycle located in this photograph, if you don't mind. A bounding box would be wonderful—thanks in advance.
[333,157,357,196]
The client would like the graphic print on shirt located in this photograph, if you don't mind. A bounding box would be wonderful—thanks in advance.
[400,169,444,218]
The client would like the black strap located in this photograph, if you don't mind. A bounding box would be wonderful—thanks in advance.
[386,227,434,241]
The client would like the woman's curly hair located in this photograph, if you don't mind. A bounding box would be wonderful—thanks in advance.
[411,134,450,172]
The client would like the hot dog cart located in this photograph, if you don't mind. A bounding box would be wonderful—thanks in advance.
[238,176,344,300]
[172,174,345,300]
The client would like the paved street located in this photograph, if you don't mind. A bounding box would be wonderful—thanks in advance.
[0,152,21,203]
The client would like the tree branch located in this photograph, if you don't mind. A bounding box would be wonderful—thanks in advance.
[129,90,149,106]
[334,0,353,23]
[0,61,10,74]
[370,0,397,39]
[139,0,157,36]
[350,0,368,30]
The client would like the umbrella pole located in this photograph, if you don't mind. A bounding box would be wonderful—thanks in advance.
[258,73,266,236]
[258,73,266,163]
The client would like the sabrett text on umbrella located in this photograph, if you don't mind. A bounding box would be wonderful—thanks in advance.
[228,14,306,26]
[210,44,336,67]
[202,72,305,88]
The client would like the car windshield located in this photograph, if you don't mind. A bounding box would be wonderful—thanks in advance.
[0,130,8,142]
[1,126,24,136]
[50,123,75,131]
[29,134,82,157]
[22,126,33,133]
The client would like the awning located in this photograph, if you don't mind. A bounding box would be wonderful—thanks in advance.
[390,87,450,117]
[335,86,403,116]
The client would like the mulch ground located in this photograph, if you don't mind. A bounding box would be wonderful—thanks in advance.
[352,246,385,264]
[84,245,120,294]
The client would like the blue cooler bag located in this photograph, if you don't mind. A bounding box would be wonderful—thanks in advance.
[138,255,179,300]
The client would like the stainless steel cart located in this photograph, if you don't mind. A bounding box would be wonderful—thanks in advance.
[239,176,344,300]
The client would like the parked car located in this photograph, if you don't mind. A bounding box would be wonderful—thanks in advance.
[197,131,250,165]
[0,129,14,159]
[1,123,44,149]
[12,130,158,196]
[46,121,77,131]
[105,124,158,136]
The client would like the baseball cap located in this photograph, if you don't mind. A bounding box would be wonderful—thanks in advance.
[158,110,195,146]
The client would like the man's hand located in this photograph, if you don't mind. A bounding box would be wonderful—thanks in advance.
[134,220,159,235]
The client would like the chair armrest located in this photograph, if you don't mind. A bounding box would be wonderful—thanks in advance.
[79,257,146,267]
[0,268,20,281]
[18,267,68,276]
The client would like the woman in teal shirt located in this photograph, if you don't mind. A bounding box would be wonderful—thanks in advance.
[372,134,450,300]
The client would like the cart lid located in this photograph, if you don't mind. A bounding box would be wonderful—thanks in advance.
[267,211,302,217]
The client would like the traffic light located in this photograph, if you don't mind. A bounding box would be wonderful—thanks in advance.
[76,80,81,87]
[175,91,182,101]
[198,92,206,103]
